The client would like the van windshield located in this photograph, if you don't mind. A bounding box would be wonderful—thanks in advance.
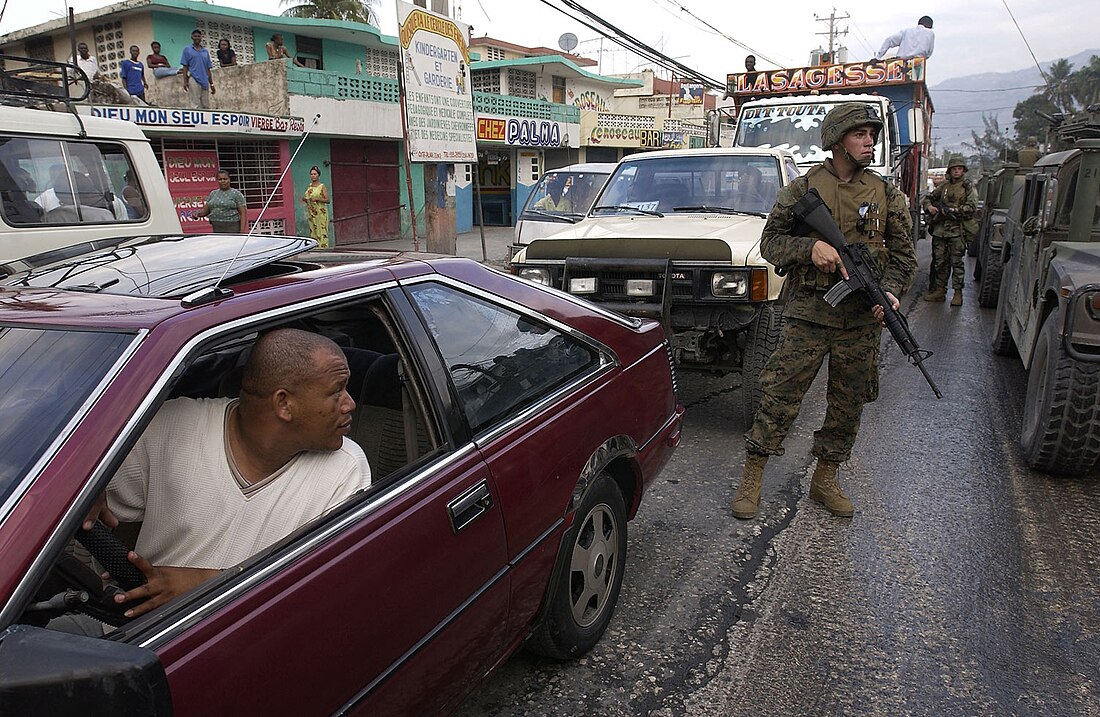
[735,101,886,167]
[0,327,134,502]
[520,169,612,220]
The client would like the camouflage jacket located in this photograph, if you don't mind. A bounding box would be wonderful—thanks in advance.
[761,161,916,329]
[922,176,979,237]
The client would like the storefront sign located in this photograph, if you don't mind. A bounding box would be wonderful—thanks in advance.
[678,84,704,104]
[726,57,925,96]
[587,125,686,149]
[398,1,477,162]
[82,106,305,136]
[476,115,568,147]
[164,149,218,232]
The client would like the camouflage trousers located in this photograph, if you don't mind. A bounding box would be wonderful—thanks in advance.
[745,318,881,463]
[929,233,967,292]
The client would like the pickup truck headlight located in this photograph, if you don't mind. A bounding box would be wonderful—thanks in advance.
[1088,291,1100,321]
[569,277,598,294]
[710,271,749,297]
[517,267,551,286]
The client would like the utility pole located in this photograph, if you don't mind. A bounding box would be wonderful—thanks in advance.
[814,7,849,63]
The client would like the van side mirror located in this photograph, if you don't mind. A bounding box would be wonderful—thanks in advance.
[0,625,172,716]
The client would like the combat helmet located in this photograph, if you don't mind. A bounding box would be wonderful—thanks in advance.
[820,103,883,149]
[947,155,968,172]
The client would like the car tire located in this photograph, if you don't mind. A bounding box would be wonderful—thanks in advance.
[991,272,1016,356]
[740,303,782,427]
[527,472,627,660]
[1020,308,1100,475]
[977,239,1003,308]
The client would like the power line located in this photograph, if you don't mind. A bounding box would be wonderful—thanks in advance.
[657,0,786,67]
[1001,0,1050,85]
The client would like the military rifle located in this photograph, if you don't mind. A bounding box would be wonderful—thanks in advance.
[793,188,943,399]
[923,198,957,227]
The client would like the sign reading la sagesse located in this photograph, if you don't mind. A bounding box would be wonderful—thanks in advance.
[397,1,476,163]
[727,57,925,96]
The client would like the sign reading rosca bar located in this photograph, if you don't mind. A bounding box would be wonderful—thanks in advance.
[726,57,925,96]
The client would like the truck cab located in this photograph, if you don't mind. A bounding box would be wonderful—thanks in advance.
[991,116,1100,474]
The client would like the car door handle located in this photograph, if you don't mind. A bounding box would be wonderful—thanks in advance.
[447,480,493,534]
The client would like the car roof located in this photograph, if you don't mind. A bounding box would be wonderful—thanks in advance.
[0,105,150,142]
[545,163,617,173]
[617,147,794,162]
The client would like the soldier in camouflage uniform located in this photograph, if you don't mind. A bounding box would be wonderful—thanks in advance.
[732,104,917,519]
[921,155,978,306]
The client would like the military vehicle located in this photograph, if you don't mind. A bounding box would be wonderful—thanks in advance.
[991,109,1100,475]
[973,162,1027,307]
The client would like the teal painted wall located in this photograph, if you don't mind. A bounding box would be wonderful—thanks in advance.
[151,11,201,66]
[289,137,331,239]
[253,27,295,61]
[318,38,363,76]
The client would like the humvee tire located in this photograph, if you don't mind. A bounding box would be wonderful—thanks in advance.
[977,240,1003,308]
[1020,308,1100,475]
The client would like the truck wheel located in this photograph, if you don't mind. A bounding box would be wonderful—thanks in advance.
[1020,308,1100,475]
[527,472,627,660]
[977,240,1003,308]
[740,303,782,426]
[990,273,1016,356]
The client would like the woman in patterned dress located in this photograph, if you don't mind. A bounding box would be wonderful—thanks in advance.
[302,165,330,248]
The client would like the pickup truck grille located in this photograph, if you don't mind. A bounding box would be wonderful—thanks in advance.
[579,270,694,299]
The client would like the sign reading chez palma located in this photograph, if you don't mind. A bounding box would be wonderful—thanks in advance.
[726,57,925,96]
[476,116,566,147]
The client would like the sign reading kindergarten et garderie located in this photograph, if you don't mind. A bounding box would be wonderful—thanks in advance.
[726,57,925,96]
[80,106,306,136]
[397,1,476,163]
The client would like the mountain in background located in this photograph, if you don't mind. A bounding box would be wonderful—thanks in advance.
[928,48,1099,154]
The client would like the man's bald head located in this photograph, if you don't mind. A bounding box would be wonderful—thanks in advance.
[241,328,343,399]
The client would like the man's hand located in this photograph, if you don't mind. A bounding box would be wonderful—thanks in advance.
[872,291,900,323]
[210,84,216,96]
[811,240,849,279]
[82,493,118,531]
[182,78,190,91]
[112,552,221,618]
[927,205,939,216]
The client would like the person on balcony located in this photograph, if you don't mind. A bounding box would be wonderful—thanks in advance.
[217,38,238,68]
[181,29,215,109]
[147,41,180,79]
[119,46,150,105]
[266,34,304,67]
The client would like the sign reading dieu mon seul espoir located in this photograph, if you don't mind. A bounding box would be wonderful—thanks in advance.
[726,57,925,96]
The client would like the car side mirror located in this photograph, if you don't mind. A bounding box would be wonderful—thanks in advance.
[0,625,172,715]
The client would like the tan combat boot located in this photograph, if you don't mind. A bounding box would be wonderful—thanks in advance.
[923,288,946,302]
[951,291,963,307]
[732,453,768,520]
[809,459,854,517]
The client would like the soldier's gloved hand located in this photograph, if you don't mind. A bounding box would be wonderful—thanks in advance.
[811,240,849,280]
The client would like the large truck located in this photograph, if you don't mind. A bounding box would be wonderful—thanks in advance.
[726,56,934,240]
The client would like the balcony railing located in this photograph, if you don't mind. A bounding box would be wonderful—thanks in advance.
[473,92,580,123]
[286,64,399,104]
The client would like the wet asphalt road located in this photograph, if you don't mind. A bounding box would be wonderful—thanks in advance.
[455,246,1100,717]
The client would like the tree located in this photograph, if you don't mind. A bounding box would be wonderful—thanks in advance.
[1012,94,1060,145]
[1070,54,1100,108]
[1044,58,1076,114]
[280,0,379,25]
[963,114,1013,171]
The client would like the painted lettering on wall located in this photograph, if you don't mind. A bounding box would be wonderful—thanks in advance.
[477,117,506,141]
[504,119,561,147]
[86,106,306,134]
[573,90,608,112]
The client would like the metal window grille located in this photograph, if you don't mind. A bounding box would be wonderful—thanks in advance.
[507,69,536,98]
[92,20,125,83]
[154,138,284,208]
[472,69,499,94]
[24,36,55,62]
[195,19,255,64]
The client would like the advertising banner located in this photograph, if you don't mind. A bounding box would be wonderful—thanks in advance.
[164,149,218,232]
[726,57,925,97]
[397,1,477,162]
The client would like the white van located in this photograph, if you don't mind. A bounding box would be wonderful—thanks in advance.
[511,163,615,258]
[0,61,180,267]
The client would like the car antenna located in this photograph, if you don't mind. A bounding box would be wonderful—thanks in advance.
[182,113,322,308]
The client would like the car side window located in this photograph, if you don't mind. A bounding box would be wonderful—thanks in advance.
[0,137,148,226]
[406,282,600,434]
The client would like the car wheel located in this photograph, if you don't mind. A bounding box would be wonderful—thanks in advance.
[990,272,1016,356]
[527,472,627,660]
[1020,308,1100,475]
[740,303,782,427]
[977,240,1003,308]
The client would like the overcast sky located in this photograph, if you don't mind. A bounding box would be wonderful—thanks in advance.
[3,0,1097,84]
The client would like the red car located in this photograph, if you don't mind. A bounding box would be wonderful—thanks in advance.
[0,234,683,716]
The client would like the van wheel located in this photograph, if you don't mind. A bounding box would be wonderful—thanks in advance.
[1020,308,1100,475]
[977,240,1003,308]
[527,472,627,660]
[741,303,782,426]
[991,274,1016,356]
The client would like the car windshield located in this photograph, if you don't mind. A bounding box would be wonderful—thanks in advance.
[594,155,782,215]
[735,101,886,167]
[520,169,611,219]
[0,326,134,501]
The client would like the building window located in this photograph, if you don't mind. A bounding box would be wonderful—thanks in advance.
[507,69,536,98]
[295,36,323,70]
[92,20,125,83]
[154,138,284,210]
[484,47,505,61]
[552,75,566,104]
[530,154,540,182]
[195,19,256,65]
[472,69,500,94]
[24,36,55,62]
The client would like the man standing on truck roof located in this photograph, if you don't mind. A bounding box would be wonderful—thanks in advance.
[922,155,978,306]
[874,16,934,60]
[732,104,916,520]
